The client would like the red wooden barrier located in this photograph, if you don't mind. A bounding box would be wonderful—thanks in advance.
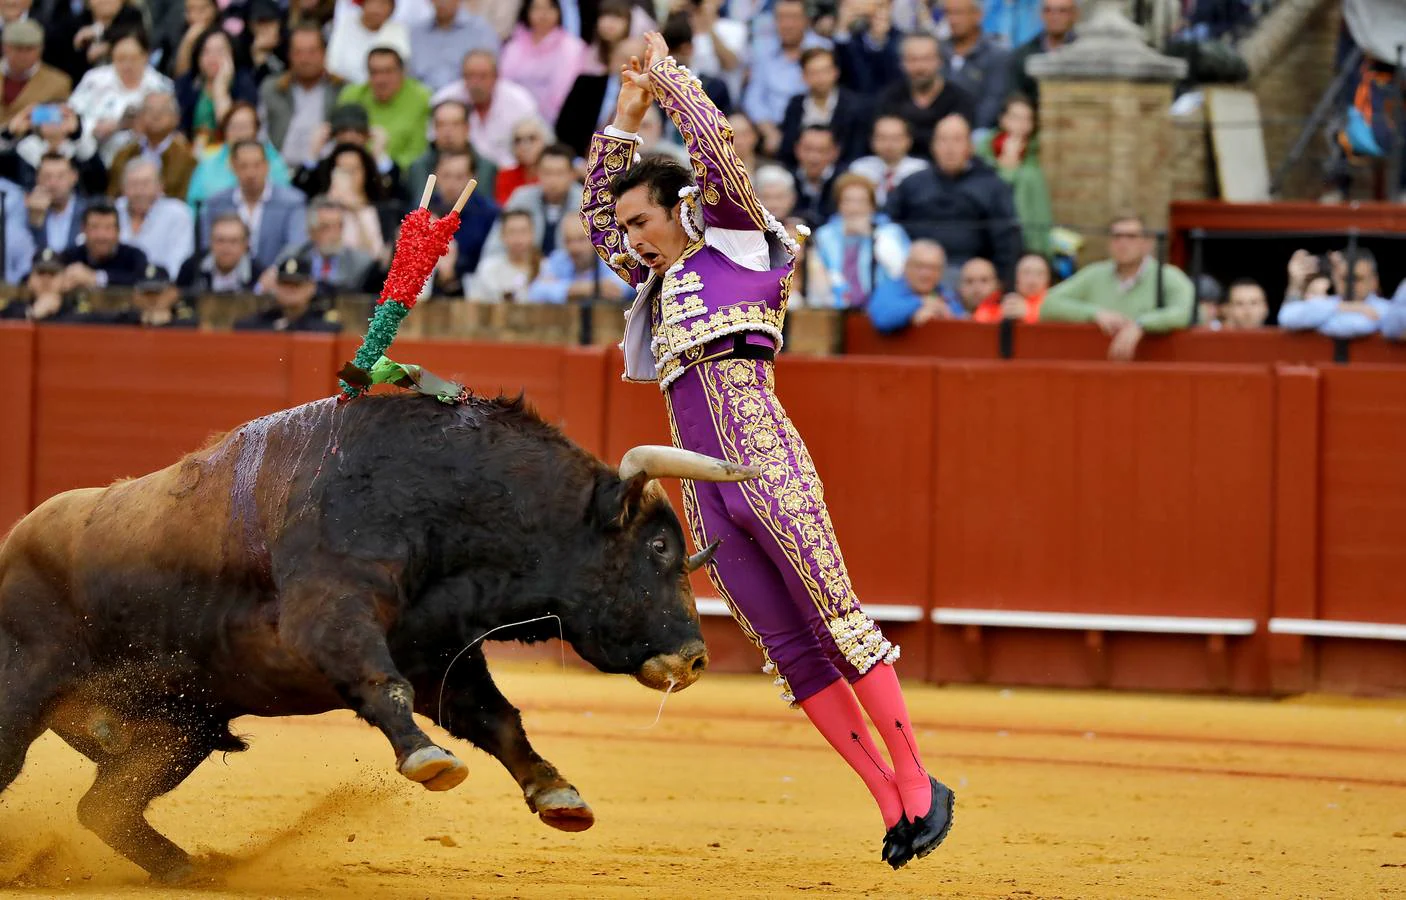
[0,325,1401,697]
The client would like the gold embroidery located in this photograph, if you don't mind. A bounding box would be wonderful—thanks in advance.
[665,392,795,705]
[697,359,898,674]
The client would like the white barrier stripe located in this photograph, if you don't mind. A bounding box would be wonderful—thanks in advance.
[930,608,1257,635]
[1268,618,1406,641]
[694,598,924,623]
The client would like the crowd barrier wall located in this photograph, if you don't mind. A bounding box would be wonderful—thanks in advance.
[2,323,1401,697]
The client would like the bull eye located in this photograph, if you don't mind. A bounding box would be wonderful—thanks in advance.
[650,537,668,556]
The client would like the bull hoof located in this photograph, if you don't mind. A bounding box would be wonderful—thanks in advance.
[152,862,196,885]
[532,787,595,832]
[398,746,468,792]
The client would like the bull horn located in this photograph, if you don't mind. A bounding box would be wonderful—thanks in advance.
[686,539,720,572]
[618,445,759,483]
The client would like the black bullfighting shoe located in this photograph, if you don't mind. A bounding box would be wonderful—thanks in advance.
[882,817,915,870]
[907,776,956,860]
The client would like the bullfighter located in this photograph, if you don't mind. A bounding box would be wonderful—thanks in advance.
[580,32,954,869]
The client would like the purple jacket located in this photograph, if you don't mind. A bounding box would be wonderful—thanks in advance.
[580,57,801,390]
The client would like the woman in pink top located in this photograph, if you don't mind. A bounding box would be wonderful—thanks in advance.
[499,0,588,124]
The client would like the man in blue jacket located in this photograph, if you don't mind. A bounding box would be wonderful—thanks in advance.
[885,114,1022,287]
[867,240,965,333]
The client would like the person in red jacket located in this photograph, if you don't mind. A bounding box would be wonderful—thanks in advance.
[973,251,1049,322]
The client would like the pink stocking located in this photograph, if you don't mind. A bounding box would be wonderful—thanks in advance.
[798,679,905,828]
[852,663,932,820]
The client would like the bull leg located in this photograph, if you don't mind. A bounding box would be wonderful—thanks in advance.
[54,716,212,883]
[0,639,69,796]
[281,591,467,792]
[414,649,594,832]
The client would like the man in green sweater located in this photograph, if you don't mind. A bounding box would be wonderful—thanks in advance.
[337,46,430,171]
[1039,213,1193,360]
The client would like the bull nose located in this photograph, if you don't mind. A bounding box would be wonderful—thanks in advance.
[635,639,709,692]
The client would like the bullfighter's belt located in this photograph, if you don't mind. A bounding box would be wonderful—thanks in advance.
[659,334,776,385]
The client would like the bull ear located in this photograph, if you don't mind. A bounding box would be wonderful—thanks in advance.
[592,472,652,530]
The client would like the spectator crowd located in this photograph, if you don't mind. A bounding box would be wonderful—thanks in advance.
[0,0,1403,350]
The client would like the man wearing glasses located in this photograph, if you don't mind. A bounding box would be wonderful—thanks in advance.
[1039,213,1194,361]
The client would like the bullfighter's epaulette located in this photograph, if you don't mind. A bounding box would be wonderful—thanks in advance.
[338,356,468,405]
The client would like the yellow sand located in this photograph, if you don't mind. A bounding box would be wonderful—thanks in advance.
[2,655,1403,899]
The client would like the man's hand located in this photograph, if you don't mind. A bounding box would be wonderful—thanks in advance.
[999,292,1028,320]
[63,263,97,290]
[25,187,49,225]
[912,297,951,325]
[1107,322,1143,362]
[93,118,120,141]
[612,36,660,133]
[1286,248,1316,292]
[8,107,31,136]
[1093,307,1130,335]
[567,279,598,301]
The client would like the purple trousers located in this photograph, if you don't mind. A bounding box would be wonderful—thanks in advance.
[664,356,899,704]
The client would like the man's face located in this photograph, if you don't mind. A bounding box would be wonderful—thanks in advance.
[0,0,31,23]
[802,53,838,95]
[431,0,456,20]
[140,96,177,139]
[796,130,838,180]
[433,104,469,151]
[367,52,403,103]
[905,246,945,295]
[464,56,496,106]
[945,0,981,41]
[123,166,159,211]
[1041,0,1077,39]
[289,30,325,81]
[901,36,941,88]
[958,260,998,310]
[274,279,317,312]
[210,221,248,269]
[3,41,39,73]
[434,157,471,210]
[615,185,689,275]
[932,118,972,175]
[758,181,795,221]
[37,160,75,202]
[774,1,807,47]
[1224,284,1268,329]
[1014,255,1050,296]
[360,0,392,30]
[233,147,270,195]
[1343,259,1379,302]
[872,118,911,163]
[84,213,119,259]
[537,154,573,202]
[563,221,593,268]
[311,207,343,254]
[1108,219,1150,268]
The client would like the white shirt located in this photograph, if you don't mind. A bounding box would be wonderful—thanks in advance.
[280,82,327,168]
[689,18,748,101]
[326,0,411,84]
[236,181,274,253]
[846,155,929,206]
[431,78,540,170]
[67,65,173,143]
[117,196,194,278]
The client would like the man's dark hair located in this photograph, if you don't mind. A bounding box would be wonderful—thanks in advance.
[539,143,577,166]
[82,201,118,226]
[799,124,837,146]
[500,208,534,229]
[108,26,150,53]
[433,99,470,122]
[800,47,835,70]
[435,147,475,174]
[38,152,75,170]
[608,156,694,212]
[1342,247,1378,272]
[230,140,268,163]
[367,46,404,70]
[289,22,326,47]
[1227,277,1262,294]
[660,13,693,50]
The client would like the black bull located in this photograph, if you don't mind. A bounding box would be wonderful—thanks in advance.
[0,393,755,882]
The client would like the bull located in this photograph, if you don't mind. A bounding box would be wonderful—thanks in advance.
[0,392,754,882]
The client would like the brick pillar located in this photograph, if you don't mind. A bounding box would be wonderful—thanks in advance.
[1028,1,1188,262]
